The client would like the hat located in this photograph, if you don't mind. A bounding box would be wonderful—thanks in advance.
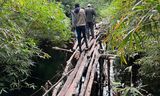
[87,4,91,7]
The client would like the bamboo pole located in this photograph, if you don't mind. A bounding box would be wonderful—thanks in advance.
[52,47,73,53]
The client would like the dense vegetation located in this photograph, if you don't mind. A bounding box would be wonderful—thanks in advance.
[0,0,71,94]
[100,0,160,95]
[0,0,159,95]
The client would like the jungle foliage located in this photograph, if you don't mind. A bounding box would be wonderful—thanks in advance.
[101,0,160,95]
[0,0,71,93]
[0,0,160,95]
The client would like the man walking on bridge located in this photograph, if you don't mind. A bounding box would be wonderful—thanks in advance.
[85,4,96,39]
[71,3,89,53]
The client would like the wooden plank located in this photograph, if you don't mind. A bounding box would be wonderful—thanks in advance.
[73,40,78,50]
[88,39,95,49]
[79,50,96,96]
[85,49,100,96]
[88,39,97,56]
[64,55,88,96]
[57,52,85,96]
[52,81,62,96]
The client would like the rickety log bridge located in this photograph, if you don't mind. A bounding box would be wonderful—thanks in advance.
[39,23,117,96]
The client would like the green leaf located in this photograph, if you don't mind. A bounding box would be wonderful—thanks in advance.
[123,87,130,96]
[131,87,143,96]
[157,5,160,13]
[118,28,134,49]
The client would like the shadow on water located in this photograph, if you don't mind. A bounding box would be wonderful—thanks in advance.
[2,39,71,96]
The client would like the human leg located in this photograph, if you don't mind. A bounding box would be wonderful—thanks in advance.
[76,26,82,52]
[86,22,90,39]
[81,26,88,48]
[90,22,94,38]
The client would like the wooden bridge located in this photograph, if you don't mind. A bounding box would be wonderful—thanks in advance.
[33,23,117,96]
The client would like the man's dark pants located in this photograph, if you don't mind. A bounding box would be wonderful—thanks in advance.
[76,26,88,52]
[86,22,94,39]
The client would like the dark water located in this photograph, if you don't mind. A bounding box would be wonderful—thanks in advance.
[2,39,70,96]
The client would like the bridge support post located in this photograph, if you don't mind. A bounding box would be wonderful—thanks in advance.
[98,56,105,96]
[107,57,111,96]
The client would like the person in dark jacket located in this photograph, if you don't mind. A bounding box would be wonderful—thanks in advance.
[85,4,96,39]
[71,3,88,53]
